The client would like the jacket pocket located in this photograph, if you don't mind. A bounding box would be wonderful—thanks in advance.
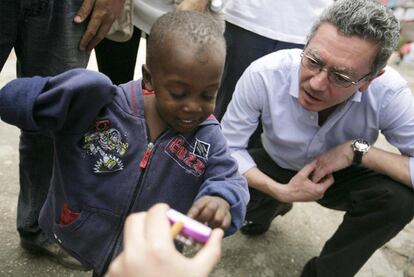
[52,206,121,273]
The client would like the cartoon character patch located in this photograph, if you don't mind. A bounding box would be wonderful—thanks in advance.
[82,120,129,173]
[165,135,207,176]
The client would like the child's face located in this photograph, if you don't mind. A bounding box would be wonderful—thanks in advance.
[145,39,225,133]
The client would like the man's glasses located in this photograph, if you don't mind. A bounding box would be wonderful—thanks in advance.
[300,52,371,88]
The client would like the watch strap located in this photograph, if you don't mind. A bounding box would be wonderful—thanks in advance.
[352,150,363,164]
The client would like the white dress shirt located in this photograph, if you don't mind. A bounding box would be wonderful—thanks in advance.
[221,49,414,187]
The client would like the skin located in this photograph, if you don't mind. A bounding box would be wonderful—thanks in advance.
[298,23,376,115]
[74,0,125,51]
[176,0,210,12]
[106,204,224,277]
[244,23,412,204]
[142,34,231,229]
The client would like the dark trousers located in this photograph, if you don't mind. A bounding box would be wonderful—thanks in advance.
[94,26,141,85]
[247,148,414,277]
[0,0,90,246]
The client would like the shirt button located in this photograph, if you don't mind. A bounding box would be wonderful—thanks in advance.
[310,115,316,121]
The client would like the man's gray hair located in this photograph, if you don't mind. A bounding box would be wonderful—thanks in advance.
[307,0,400,76]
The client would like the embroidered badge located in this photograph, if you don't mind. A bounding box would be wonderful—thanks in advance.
[193,138,210,159]
[82,122,129,173]
[165,135,207,176]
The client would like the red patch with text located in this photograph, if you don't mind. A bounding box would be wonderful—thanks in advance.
[165,135,206,176]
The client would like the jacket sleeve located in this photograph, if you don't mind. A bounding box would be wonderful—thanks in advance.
[196,125,250,236]
[0,69,116,133]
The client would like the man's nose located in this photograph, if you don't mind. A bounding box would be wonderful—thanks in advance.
[309,68,330,91]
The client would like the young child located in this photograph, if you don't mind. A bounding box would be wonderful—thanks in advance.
[0,11,249,276]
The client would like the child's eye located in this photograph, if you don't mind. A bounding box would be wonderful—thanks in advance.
[202,94,216,101]
[169,91,186,99]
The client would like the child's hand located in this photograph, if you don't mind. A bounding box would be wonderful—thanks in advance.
[187,196,231,230]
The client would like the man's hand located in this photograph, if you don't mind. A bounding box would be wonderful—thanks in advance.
[277,161,334,203]
[310,141,353,183]
[106,204,223,277]
[188,196,231,230]
[74,0,125,51]
[176,0,209,12]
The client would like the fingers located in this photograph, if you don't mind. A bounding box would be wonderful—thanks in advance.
[189,197,230,229]
[122,212,147,253]
[76,0,119,51]
[298,160,317,178]
[79,19,108,51]
[144,203,173,249]
[311,164,326,183]
[192,228,223,277]
[318,174,334,191]
[190,198,217,224]
[74,0,95,23]
[187,197,207,219]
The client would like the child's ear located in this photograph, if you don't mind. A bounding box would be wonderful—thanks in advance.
[142,64,154,91]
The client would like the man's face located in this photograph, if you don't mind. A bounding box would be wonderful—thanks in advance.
[146,38,224,133]
[298,23,378,112]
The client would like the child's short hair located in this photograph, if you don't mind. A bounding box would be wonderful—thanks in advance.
[147,10,226,68]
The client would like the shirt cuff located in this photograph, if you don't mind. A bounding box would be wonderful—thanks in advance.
[231,150,256,175]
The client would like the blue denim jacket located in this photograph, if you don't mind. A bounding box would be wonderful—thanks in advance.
[0,69,249,275]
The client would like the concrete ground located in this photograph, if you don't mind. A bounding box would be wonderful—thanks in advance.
[0,48,413,277]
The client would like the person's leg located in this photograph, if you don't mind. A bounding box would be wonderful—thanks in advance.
[95,26,141,85]
[302,166,414,277]
[14,0,90,77]
[17,132,53,245]
[11,0,90,269]
[0,0,19,71]
[241,147,296,235]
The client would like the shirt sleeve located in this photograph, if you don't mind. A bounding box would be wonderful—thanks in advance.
[0,69,116,133]
[221,65,265,174]
[380,85,414,188]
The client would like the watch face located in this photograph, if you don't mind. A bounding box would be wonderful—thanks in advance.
[353,139,370,152]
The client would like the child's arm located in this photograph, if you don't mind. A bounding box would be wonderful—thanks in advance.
[193,126,250,236]
[0,69,115,133]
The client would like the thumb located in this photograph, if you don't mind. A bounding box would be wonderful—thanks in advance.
[191,228,223,276]
[319,174,334,191]
[299,160,317,178]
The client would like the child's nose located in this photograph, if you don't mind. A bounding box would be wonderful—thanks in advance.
[183,101,202,113]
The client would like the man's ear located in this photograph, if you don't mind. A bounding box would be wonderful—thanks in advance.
[142,64,154,91]
[359,69,385,92]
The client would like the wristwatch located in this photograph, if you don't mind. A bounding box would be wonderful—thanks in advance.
[351,139,370,165]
